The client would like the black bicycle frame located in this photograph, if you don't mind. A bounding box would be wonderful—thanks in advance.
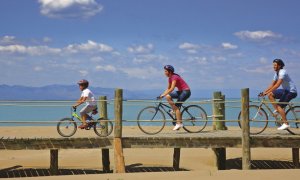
[155,102,187,120]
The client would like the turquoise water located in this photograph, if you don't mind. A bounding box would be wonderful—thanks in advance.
[0,98,299,127]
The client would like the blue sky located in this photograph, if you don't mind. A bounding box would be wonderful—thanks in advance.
[0,0,299,92]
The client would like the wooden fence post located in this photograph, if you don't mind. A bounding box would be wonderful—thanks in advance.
[212,92,227,170]
[292,148,300,168]
[173,148,181,171]
[212,91,227,130]
[99,96,110,173]
[220,94,227,130]
[212,148,226,170]
[113,89,126,173]
[241,88,251,170]
[50,149,58,175]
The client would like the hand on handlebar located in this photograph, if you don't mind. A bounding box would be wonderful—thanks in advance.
[258,92,266,97]
[157,95,164,100]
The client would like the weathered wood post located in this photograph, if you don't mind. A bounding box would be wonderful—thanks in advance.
[113,89,126,173]
[212,91,227,130]
[173,148,181,170]
[212,91,227,170]
[99,96,110,173]
[212,147,226,170]
[292,148,300,168]
[50,148,58,175]
[241,88,251,170]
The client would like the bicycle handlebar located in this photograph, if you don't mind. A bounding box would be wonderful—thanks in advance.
[72,107,77,112]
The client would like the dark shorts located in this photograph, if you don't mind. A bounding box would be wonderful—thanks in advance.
[169,90,191,108]
[273,89,297,108]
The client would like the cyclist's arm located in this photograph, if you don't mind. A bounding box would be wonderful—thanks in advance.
[263,80,276,94]
[264,79,283,95]
[160,80,176,97]
[73,97,88,107]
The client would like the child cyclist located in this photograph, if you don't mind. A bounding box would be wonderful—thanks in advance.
[73,79,97,129]
[159,65,191,131]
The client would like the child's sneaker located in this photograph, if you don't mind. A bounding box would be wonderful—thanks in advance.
[173,123,183,131]
[277,123,290,130]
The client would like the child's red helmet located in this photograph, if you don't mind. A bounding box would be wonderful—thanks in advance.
[77,79,89,88]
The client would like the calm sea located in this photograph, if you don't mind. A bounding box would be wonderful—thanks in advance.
[0,98,299,127]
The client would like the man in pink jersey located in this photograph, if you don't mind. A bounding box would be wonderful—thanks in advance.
[159,65,191,130]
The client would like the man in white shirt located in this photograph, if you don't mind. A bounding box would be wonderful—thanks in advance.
[261,59,298,130]
[73,79,97,129]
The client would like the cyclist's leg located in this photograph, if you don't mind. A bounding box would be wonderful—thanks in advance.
[165,91,179,110]
[268,89,284,110]
[166,92,180,124]
[79,105,94,127]
[174,90,191,124]
[278,91,298,124]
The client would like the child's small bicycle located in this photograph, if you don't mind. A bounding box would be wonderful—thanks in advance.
[57,107,113,137]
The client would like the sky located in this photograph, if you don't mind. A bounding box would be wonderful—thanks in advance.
[0,0,300,92]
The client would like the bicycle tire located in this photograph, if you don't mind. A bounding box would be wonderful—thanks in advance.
[137,106,166,135]
[93,118,114,137]
[182,105,208,133]
[57,118,77,137]
[238,105,268,135]
[286,106,300,135]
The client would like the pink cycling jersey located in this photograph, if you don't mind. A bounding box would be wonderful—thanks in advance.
[168,74,190,91]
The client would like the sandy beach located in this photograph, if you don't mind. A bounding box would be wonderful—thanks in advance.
[0,126,299,179]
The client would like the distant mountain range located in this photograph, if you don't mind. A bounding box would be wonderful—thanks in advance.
[0,84,260,100]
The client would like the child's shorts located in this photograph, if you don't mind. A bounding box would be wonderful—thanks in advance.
[80,105,97,116]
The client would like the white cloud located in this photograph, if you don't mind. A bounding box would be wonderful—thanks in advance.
[211,56,226,62]
[234,30,282,41]
[0,44,61,55]
[0,40,114,56]
[222,42,238,49]
[90,56,104,62]
[38,0,103,19]
[259,57,268,64]
[132,54,168,64]
[43,37,52,43]
[241,66,271,74]
[122,66,161,79]
[179,42,199,49]
[179,42,200,54]
[178,42,207,54]
[127,44,154,54]
[95,65,117,72]
[0,36,16,44]
[65,40,113,53]
[34,66,44,72]
[79,70,88,76]
[187,56,208,65]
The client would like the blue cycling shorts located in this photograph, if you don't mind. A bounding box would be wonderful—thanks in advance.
[169,90,191,108]
[273,89,297,108]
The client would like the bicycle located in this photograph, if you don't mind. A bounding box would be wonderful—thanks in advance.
[137,98,208,135]
[57,107,113,137]
[238,96,300,135]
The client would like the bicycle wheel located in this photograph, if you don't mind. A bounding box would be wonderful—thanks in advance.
[57,118,77,137]
[238,105,268,135]
[94,118,114,137]
[182,105,208,133]
[286,106,300,135]
[137,106,166,135]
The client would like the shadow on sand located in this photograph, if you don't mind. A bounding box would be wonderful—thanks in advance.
[0,164,189,178]
[226,158,298,169]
